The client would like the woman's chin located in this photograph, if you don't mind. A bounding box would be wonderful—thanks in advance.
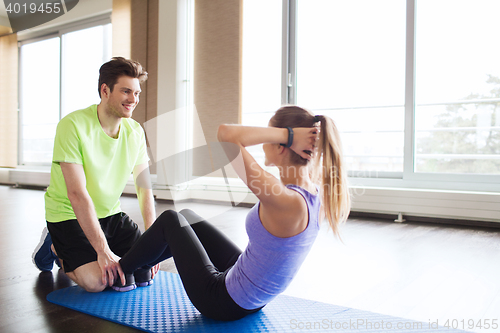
[264,161,274,167]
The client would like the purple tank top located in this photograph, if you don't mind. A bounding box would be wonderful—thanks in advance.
[225,184,321,310]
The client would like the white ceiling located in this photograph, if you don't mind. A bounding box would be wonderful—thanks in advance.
[0,1,7,18]
[0,1,11,28]
[0,0,112,32]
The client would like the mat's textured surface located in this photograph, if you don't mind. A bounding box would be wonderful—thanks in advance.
[47,271,467,332]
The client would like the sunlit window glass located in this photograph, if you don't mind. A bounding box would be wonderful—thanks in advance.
[61,24,112,118]
[241,0,282,126]
[20,37,60,164]
[415,0,500,175]
[296,0,406,173]
[241,0,283,165]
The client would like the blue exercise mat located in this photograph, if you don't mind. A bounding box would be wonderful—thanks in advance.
[47,271,467,333]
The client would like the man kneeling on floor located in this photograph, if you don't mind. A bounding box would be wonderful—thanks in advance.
[32,57,158,292]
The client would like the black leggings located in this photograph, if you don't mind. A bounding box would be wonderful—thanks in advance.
[119,209,262,321]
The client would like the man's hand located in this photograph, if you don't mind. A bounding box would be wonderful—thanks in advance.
[97,249,126,287]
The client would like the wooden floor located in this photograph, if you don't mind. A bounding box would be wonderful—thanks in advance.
[1,184,499,333]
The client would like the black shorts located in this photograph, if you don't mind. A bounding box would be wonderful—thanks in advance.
[47,212,142,273]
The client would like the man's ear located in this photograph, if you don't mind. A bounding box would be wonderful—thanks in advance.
[100,83,109,98]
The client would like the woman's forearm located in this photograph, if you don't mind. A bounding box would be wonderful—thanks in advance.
[217,124,288,147]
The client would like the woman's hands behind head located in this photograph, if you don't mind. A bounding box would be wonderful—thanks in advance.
[290,127,320,161]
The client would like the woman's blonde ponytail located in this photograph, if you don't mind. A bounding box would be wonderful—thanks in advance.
[314,115,350,235]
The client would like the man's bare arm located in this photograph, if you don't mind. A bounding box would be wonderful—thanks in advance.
[60,162,126,286]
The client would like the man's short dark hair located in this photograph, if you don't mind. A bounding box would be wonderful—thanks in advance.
[98,57,148,98]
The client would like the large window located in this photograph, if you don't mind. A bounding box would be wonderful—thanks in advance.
[241,0,500,191]
[19,21,111,165]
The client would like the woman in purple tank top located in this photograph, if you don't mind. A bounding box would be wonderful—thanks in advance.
[116,106,351,321]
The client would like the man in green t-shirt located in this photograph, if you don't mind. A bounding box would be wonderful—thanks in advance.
[32,57,157,292]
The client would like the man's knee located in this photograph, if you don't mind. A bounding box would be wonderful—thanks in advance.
[68,263,107,293]
[81,278,107,293]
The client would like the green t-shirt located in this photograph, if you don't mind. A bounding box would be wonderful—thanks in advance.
[45,104,149,222]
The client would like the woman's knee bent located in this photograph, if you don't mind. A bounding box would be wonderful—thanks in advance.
[158,210,189,229]
[179,209,205,225]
